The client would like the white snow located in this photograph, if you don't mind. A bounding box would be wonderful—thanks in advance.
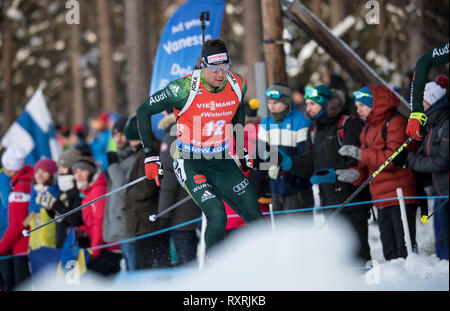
[21,209,448,291]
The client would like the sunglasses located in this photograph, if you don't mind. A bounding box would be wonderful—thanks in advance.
[265,89,284,99]
[304,87,324,103]
[353,91,372,99]
[206,63,230,73]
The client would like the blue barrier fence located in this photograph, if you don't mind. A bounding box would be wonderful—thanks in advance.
[0,195,448,261]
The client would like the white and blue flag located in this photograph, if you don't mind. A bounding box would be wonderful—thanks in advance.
[149,0,226,139]
[1,86,62,165]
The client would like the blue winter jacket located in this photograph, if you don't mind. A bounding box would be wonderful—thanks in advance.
[0,171,11,239]
[89,129,111,171]
[259,109,312,195]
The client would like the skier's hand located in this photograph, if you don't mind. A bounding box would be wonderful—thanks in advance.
[406,112,427,141]
[239,147,253,172]
[144,148,162,186]
[338,145,362,160]
[336,169,360,183]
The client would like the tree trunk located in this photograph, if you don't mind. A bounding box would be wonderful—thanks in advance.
[1,0,14,134]
[125,0,150,116]
[70,22,84,124]
[408,0,424,66]
[310,0,321,19]
[243,0,263,99]
[260,0,286,85]
[329,0,346,28]
[96,0,117,113]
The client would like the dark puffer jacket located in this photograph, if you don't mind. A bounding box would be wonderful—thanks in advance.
[407,96,449,196]
[289,90,372,216]
[352,85,419,209]
[124,151,160,236]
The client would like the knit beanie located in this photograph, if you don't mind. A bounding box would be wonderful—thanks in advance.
[423,75,449,105]
[306,84,333,120]
[112,116,128,133]
[1,146,27,171]
[57,148,82,169]
[34,158,58,176]
[72,157,97,175]
[353,86,373,108]
[124,115,140,141]
[266,82,292,106]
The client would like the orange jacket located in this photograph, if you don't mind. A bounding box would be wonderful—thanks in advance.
[352,85,419,209]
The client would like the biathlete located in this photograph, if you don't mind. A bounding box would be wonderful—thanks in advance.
[406,41,449,140]
[136,38,264,251]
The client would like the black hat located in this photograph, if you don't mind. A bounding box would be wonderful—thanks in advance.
[112,116,128,134]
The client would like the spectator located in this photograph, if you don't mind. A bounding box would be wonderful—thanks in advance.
[69,123,92,157]
[55,124,71,151]
[123,116,168,269]
[0,146,33,289]
[103,116,140,271]
[0,161,13,290]
[395,75,449,259]
[24,158,60,281]
[157,113,202,266]
[292,85,306,113]
[89,112,111,171]
[258,82,314,221]
[273,85,372,263]
[337,85,420,261]
[72,156,121,276]
[43,149,84,249]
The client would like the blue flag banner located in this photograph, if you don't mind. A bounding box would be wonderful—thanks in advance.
[149,0,226,139]
[1,86,62,165]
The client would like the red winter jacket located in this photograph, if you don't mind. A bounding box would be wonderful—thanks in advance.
[0,165,34,255]
[352,85,419,209]
[79,172,119,257]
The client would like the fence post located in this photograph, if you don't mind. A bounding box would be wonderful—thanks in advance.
[396,187,413,255]
[198,213,207,270]
[268,203,277,232]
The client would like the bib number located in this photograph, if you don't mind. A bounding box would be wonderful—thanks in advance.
[204,120,226,136]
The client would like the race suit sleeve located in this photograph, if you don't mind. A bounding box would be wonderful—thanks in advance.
[231,73,248,152]
[410,42,449,113]
[135,77,191,151]
[231,72,248,129]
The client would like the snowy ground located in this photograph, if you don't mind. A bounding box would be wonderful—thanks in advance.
[23,205,448,291]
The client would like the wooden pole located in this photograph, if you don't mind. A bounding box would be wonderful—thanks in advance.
[284,1,410,117]
[261,0,287,85]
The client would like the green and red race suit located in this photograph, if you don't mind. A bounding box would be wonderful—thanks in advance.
[410,42,449,114]
[136,70,264,250]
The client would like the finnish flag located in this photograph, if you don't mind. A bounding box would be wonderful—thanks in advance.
[1,86,62,165]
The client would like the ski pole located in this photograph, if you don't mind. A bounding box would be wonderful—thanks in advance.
[23,176,147,237]
[199,11,210,44]
[149,196,192,222]
[421,198,449,224]
[323,136,414,226]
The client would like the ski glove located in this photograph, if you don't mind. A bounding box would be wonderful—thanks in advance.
[107,152,119,166]
[309,169,336,184]
[265,148,292,179]
[338,145,361,160]
[406,112,427,141]
[144,148,162,187]
[239,147,253,172]
[336,169,360,183]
